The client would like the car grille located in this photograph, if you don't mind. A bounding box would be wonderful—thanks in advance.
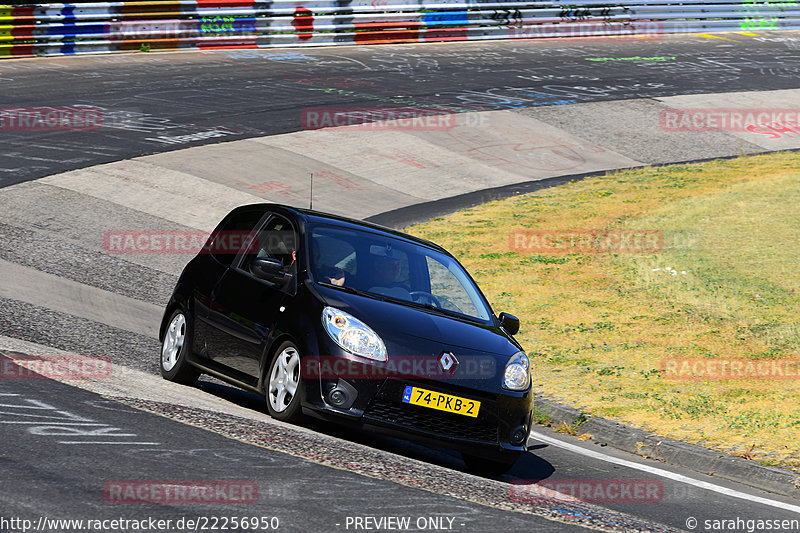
[364,396,498,443]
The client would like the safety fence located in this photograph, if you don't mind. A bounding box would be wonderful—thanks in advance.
[2,0,799,57]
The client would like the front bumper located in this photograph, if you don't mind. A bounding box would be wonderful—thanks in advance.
[304,374,533,456]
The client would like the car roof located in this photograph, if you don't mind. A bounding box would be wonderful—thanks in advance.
[237,203,449,254]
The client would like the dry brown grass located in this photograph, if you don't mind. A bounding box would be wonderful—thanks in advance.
[409,152,800,472]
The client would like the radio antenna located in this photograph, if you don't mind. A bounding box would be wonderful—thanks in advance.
[309,172,313,210]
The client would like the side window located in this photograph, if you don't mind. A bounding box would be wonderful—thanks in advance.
[207,209,264,267]
[240,215,297,275]
[425,257,480,317]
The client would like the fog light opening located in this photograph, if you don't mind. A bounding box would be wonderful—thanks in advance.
[325,379,358,410]
[329,389,346,406]
[511,425,528,446]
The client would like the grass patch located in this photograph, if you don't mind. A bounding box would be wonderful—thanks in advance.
[409,152,800,472]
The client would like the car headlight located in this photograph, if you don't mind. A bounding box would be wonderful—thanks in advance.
[322,307,387,362]
[503,351,530,391]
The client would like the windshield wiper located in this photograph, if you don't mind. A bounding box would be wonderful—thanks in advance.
[318,283,472,319]
[397,298,468,320]
[318,282,387,301]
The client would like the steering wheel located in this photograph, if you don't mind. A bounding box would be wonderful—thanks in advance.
[410,291,442,308]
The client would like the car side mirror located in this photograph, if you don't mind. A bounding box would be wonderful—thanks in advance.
[250,257,286,283]
[498,312,520,335]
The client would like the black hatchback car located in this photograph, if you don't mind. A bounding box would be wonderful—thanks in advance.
[159,204,533,474]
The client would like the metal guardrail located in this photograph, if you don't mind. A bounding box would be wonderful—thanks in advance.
[2,1,799,57]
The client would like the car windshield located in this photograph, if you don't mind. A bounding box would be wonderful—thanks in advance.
[308,224,492,322]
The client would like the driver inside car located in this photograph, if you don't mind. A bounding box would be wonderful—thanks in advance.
[311,240,346,287]
[368,249,412,301]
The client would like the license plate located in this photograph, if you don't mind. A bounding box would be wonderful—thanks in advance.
[402,386,480,418]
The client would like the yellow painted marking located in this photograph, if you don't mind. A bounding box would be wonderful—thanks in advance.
[697,33,734,41]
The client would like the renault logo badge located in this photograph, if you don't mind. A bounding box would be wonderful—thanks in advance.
[439,352,458,373]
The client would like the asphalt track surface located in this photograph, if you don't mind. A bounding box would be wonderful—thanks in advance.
[2,32,800,533]
[3,32,800,187]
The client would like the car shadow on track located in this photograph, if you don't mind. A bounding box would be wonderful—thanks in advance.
[194,378,556,483]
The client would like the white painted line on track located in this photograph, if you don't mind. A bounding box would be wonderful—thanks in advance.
[57,441,161,445]
[529,430,800,514]
[0,421,107,425]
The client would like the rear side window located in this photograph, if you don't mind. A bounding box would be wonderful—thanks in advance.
[207,209,265,267]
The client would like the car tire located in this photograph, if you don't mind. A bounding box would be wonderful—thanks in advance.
[160,309,201,385]
[265,341,303,422]
[461,452,520,476]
